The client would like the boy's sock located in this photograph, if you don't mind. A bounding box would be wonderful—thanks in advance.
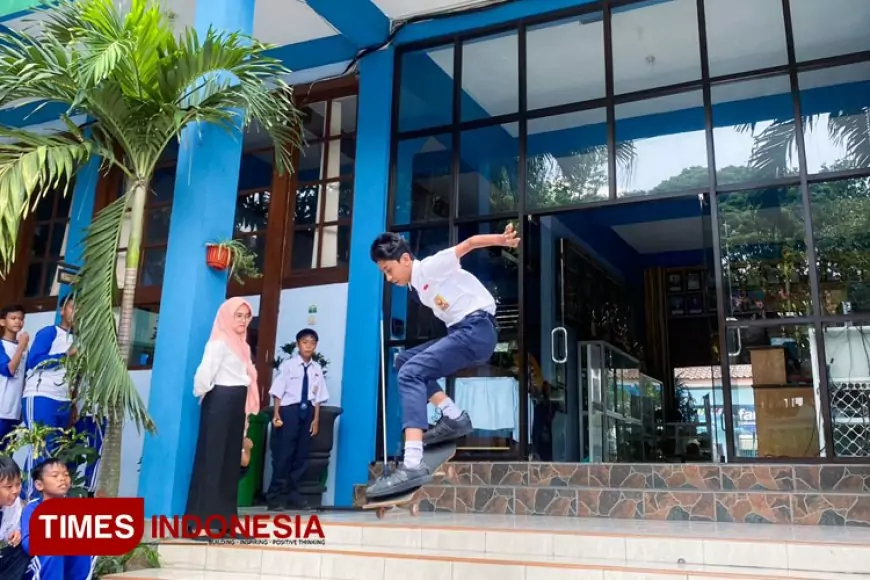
[403,440,423,469]
[437,397,462,420]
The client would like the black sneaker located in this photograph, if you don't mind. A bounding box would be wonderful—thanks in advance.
[365,463,432,499]
[423,411,473,446]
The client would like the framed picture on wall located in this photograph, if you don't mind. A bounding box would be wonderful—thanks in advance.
[667,273,683,292]
[687,272,701,291]
[687,293,703,315]
[669,295,685,316]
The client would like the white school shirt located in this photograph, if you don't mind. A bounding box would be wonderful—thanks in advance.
[0,497,22,539]
[23,325,73,401]
[193,340,251,398]
[269,355,329,407]
[0,339,25,420]
[410,247,496,327]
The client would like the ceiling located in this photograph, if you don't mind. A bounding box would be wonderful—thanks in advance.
[613,216,711,255]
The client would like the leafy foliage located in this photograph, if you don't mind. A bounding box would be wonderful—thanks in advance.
[0,0,302,496]
[207,238,262,284]
[94,542,161,578]
[274,342,329,374]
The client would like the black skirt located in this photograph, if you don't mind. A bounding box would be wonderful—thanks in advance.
[185,384,247,534]
[0,545,30,580]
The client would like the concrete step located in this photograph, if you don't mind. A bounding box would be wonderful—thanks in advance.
[105,513,870,580]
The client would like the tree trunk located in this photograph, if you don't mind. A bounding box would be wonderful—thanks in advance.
[97,178,148,498]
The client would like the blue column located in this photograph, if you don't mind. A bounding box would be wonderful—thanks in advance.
[334,48,394,507]
[138,0,255,517]
[57,149,101,310]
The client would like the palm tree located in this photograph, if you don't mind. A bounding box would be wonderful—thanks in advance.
[0,0,301,496]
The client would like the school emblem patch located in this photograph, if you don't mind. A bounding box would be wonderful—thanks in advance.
[434,294,449,311]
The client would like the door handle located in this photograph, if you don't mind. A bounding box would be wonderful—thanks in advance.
[551,326,568,364]
[726,317,742,357]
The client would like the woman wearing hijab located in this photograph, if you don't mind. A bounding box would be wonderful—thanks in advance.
[185,297,260,535]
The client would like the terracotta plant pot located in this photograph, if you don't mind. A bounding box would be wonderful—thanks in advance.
[205,244,233,271]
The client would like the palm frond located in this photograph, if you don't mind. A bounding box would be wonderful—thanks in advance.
[827,109,870,169]
[66,193,153,431]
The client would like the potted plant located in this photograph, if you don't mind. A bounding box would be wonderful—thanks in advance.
[205,239,262,284]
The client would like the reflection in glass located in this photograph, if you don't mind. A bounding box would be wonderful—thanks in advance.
[612,0,700,94]
[704,0,786,77]
[234,191,271,234]
[458,123,519,217]
[291,227,315,271]
[810,177,870,315]
[461,31,518,122]
[144,207,171,244]
[330,96,358,136]
[388,227,450,343]
[711,76,796,186]
[301,102,327,140]
[526,13,604,111]
[393,136,452,225]
[799,63,870,175]
[615,91,706,197]
[239,149,274,191]
[151,166,176,204]
[791,0,870,62]
[295,185,319,225]
[726,324,821,458]
[140,247,167,287]
[820,322,870,457]
[398,46,454,132]
[320,224,350,268]
[527,109,610,209]
[717,186,811,319]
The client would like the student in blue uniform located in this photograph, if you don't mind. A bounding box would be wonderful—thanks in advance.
[365,224,519,499]
[267,328,329,511]
[21,458,94,580]
[0,456,28,580]
[72,405,105,497]
[0,305,28,447]
[22,295,75,499]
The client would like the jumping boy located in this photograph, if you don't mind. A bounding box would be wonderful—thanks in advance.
[366,224,519,498]
[22,295,75,499]
[0,456,28,580]
[0,305,28,446]
[21,458,94,579]
[267,328,329,511]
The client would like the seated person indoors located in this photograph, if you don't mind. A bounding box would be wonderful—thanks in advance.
[21,459,94,580]
[0,456,28,580]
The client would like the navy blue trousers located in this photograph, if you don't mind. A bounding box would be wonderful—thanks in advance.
[397,311,497,431]
[267,404,313,504]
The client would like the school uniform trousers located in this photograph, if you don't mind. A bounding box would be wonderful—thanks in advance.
[267,365,315,505]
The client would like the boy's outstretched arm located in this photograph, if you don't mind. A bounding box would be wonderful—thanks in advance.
[454,222,520,258]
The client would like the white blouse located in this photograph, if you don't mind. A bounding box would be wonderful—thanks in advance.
[193,340,251,398]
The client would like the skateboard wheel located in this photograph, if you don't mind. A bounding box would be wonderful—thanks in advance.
[376,507,387,519]
[409,503,420,517]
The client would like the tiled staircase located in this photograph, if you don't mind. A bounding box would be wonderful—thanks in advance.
[106,512,870,580]
[354,462,870,525]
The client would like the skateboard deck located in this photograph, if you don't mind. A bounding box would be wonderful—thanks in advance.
[362,442,457,519]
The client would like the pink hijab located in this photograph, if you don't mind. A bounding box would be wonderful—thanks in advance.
[210,297,260,418]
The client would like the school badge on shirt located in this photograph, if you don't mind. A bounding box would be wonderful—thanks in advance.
[434,294,450,311]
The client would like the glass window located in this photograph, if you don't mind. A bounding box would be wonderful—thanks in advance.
[725,324,822,458]
[711,76,796,187]
[527,109,609,209]
[392,135,452,225]
[130,305,159,368]
[717,185,811,320]
[615,91,707,197]
[526,13,605,111]
[457,123,519,217]
[138,165,176,288]
[612,0,701,94]
[791,0,870,63]
[704,0,787,78]
[24,187,71,300]
[798,63,870,175]
[398,46,454,132]
[821,321,870,457]
[810,176,870,316]
[461,31,518,122]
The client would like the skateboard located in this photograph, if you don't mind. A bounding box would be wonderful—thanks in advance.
[362,441,457,519]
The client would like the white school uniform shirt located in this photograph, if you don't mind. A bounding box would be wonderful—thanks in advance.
[193,340,251,398]
[23,325,73,401]
[0,339,25,420]
[0,497,22,539]
[269,355,329,407]
[410,247,496,327]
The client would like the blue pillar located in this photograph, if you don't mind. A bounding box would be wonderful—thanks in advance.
[138,0,255,517]
[334,48,394,507]
[57,149,101,310]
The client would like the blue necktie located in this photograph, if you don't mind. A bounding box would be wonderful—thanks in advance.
[300,364,310,419]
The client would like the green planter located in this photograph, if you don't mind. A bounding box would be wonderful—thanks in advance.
[238,411,269,507]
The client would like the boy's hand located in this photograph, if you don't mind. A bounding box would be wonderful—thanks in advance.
[7,530,20,547]
[17,332,29,348]
[500,223,520,248]
[272,414,283,428]
[68,347,78,357]
[310,418,319,437]
[243,437,254,452]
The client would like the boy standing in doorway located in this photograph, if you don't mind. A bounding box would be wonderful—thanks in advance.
[366,224,519,499]
[0,305,28,445]
[267,328,329,510]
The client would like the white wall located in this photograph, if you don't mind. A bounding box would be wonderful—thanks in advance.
[262,283,348,506]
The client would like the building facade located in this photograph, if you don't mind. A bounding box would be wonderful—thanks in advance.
[1,0,868,516]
